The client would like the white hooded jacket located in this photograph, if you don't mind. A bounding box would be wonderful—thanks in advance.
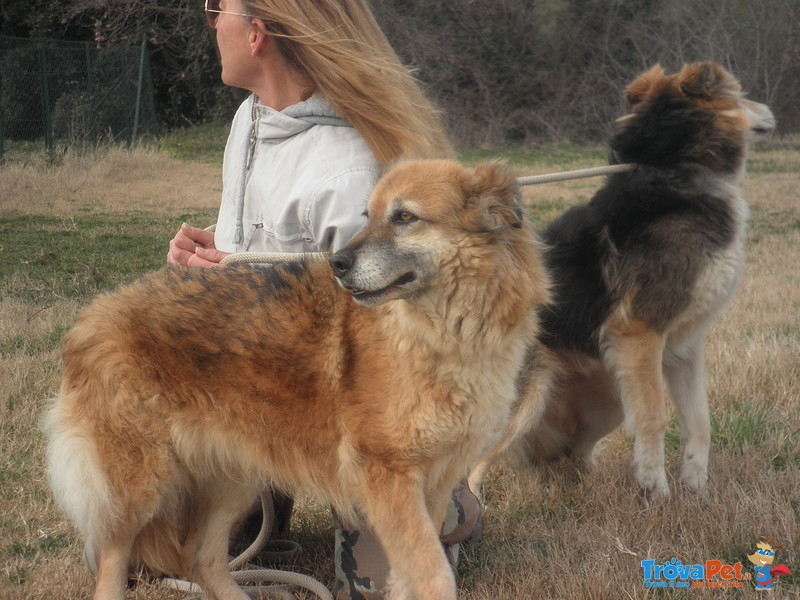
[214,94,379,254]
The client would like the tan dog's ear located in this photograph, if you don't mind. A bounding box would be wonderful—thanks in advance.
[467,162,523,232]
[625,64,665,107]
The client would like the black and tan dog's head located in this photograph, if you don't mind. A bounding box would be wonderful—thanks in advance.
[611,61,775,174]
[329,160,526,307]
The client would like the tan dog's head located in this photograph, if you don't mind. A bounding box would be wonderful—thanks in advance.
[330,160,524,307]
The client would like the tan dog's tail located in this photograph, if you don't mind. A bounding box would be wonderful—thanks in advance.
[44,389,186,577]
[43,392,119,558]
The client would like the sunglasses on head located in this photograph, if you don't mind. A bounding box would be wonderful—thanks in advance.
[204,0,253,28]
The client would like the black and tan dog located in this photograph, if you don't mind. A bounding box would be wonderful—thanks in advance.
[470,61,775,499]
[44,160,550,600]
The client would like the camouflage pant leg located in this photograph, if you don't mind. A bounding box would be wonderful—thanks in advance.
[440,480,484,565]
[333,481,482,600]
[444,480,484,545]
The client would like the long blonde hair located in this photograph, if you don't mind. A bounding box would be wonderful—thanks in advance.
[240,0,453,164]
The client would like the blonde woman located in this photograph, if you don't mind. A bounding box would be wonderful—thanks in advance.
[168,0,451,266]
[165,1,479,598]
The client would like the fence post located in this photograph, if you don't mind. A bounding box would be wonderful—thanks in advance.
[0,66,4,163]
[0,98,4,164]
[85,42,96,143]
[38,39,53,153]
[130,36,147,148]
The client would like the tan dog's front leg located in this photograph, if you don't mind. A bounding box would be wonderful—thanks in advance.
[360,471,456,600]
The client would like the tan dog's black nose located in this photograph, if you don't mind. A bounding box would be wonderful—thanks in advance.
[329,251,354,278]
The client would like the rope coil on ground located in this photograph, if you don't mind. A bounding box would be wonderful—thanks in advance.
[160,491,332,600]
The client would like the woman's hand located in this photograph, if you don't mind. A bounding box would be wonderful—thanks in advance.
[167,223,231,268]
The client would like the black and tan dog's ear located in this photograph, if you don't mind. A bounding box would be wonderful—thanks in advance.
[467,162,523,232]
[678,62,717,98]
[678,60,742,99]
[625,64,665,107]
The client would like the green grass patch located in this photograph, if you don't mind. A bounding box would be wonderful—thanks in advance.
[525,198,573,227]
[0,211,216,304]
[747,205,800,245]
[2,534,73,561]
[666,401,788,459]
[666,401,799,468]
[158,120,230,164]
[0,466,30,487]
[0,138,134,168]
[712,402,775,451]
[5,372,46,413]
[5,128,612,168]
[3,119,230,165]
[746,154,800,175]
[0,325,70,359]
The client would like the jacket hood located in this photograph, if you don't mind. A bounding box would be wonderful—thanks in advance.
[253,94,352,140]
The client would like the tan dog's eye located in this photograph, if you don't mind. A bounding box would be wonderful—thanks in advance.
[393,211,419,224]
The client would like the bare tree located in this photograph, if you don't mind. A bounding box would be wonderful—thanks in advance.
[64,0,234,126]
[53,0,800,141]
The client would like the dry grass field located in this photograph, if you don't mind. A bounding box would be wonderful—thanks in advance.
[0,143,797,600]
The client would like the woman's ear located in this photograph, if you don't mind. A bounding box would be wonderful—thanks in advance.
[249,19,271,56]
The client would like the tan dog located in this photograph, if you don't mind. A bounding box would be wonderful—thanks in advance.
[470,61,775,499]
[44,160,550,600]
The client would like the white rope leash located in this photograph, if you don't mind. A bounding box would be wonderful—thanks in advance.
[218,163,635,266]
[221,251,326,265]
[516,162,634,186]
[160,491,332,600]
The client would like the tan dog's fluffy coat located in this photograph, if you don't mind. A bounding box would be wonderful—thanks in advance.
[45,160,549,600]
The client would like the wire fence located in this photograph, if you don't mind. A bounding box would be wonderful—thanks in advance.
[0,36,156,161]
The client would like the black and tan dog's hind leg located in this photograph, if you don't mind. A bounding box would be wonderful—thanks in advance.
[467,346,624,498]
[526,354,624,468]
[664,335,710,495]
[602,312,671,498]
[467,344,558,498]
